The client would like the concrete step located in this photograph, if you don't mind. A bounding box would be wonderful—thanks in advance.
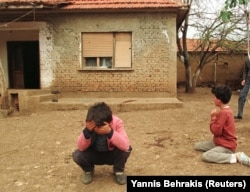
[6,89,183,114]
[38,97,183,112]
[30,93,60,102]
[8,89,52,96]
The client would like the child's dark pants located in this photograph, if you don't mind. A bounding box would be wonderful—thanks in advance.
[72,147,132,173]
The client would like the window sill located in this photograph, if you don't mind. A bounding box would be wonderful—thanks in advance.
[78,68,134,71]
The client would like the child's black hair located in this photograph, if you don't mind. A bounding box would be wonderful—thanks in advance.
[86,102,113,126]
[211,85,232,104]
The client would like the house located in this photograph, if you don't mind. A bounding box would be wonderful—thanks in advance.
[0,0,189,113]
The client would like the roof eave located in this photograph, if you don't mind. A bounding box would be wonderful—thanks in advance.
[0,5,189,28]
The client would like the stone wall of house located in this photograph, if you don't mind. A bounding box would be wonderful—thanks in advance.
[39,13,177,96]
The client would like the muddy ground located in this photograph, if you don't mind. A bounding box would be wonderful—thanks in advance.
[0,87,249,192]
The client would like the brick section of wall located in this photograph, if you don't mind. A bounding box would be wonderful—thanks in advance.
[39,13,177,95]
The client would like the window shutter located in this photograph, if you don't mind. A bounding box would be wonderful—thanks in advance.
[82,33,113,57]
[114,33,131,67]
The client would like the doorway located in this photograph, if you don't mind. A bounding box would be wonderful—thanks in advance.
[7,41,40,89]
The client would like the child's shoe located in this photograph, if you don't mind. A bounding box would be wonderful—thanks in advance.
[236,152,250,167]
[114,172,126,185]
[82,171,93,184]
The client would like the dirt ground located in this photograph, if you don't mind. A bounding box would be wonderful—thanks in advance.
[0,87,250,192]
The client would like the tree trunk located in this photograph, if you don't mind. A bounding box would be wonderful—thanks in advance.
[184,60,194,93]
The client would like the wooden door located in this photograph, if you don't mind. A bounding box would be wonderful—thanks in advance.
[7,41,40,89]
[8,43,24,88]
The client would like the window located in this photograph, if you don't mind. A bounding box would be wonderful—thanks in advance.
[82,32,132,69]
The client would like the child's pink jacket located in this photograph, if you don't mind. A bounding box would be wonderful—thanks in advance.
[76,115,130,152]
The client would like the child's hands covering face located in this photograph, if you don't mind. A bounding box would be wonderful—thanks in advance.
[94,122,112,135]
[85,120,96,131]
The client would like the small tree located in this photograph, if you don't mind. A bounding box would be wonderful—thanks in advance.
[178,0,247,93]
